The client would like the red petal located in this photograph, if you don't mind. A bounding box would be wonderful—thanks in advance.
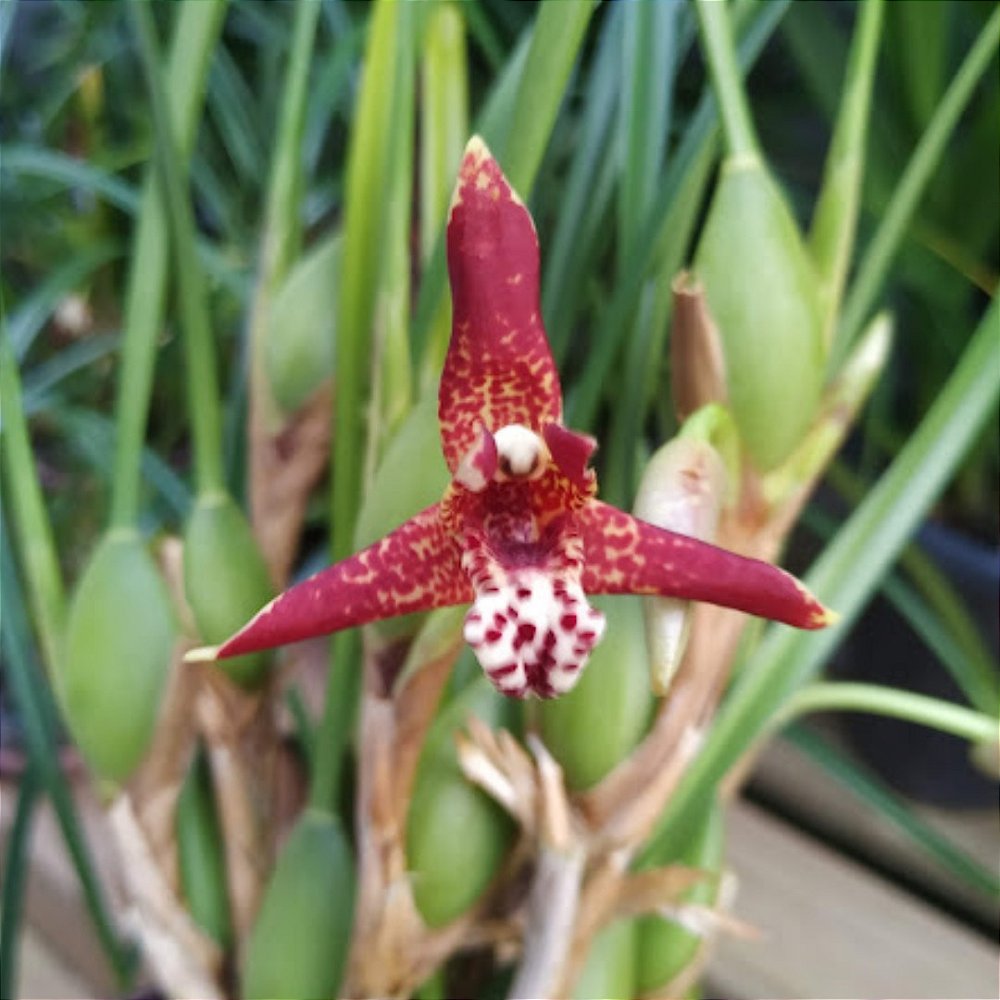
[439,136,562,473]
[543,423,597,494]
[214,505,472,658]
[578,501,833,629]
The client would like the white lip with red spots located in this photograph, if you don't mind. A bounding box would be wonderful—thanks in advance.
[463,566,606,699]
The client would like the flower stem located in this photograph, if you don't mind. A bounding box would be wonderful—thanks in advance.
[809,0,884,350]
[695,0,760,161]
[109,0,226,525]
[131,0,225,498]
[782,682,997,745]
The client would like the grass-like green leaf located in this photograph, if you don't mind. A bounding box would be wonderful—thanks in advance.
[110,0,228,527]
[0,762,41,1000]
[567,0,791,433]
[5,240,121,359]
[1,146,140,214]
[834,5,1000,363]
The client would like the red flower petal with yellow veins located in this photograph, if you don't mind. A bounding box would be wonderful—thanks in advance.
[578,501,831,630]
[439,136,562,473]
[214,505,470,658]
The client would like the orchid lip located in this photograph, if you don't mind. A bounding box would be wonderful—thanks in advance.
[463,565,606,700]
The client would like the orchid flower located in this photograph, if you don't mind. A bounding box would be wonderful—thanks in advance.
[195,137,833,699]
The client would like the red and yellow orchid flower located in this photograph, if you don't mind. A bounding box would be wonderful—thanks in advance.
[196,136,833,699]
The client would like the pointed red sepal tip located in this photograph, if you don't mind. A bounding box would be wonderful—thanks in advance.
[209,506,473,660]
[578,501,836,631]
[439,136,562,473]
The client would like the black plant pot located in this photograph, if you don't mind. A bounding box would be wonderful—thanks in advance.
[834,520,999,809]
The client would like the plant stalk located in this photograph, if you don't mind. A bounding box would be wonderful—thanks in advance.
[782,682,997,744]
[131,0,226,498]
[695,0,760,161]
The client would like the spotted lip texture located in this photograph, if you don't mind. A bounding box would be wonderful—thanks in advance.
[211,136,832,695]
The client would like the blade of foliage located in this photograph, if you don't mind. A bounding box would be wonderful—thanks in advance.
[132,0,226,497]
[617,0,678,257]
[370,0,416,454]
[414,27,532,383]
[22,333,121,412]
[248,0,320,425]
[413,4,469,396]
[835,5,1000,363]
[413,2,592,377]
[804,500,1000,716]
[55,407,193,523]
[208,44,267,190]
[110,0,227,527]
[0,330,66,669]
[1,146,140,214]
[419,3,469,265]
[809,0,884,350]
[786,724,1000,898]
[5,240,121,359]
[543,3,624,361]
[498,0,597,195]
[568,0,791,432]
[315,0,415,813]
[0,508,136,987]
[0,763,41,1000]
[644,297,1000,856]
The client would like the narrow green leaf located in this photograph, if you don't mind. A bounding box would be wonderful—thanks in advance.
[543,4,624,361]
[132,0,228,497]
[501,0,598,195]
[315,0,414,815]
[618,0,679,257]
[835,6,1000,363]
[0,763,41,1000]
[419,3,469,265]
[110,0,227,527]
[567,0,791,432]
[5,240,121,359]
[0,146,140,214]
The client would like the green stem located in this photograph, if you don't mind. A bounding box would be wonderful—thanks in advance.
[695,0,760,160]
[782,682,997,745]
[109,0,227,525]
[246,0,318,429]
[0,329,66,668]
[131,1,225,497]
[835,5,1000,363]
[261,0,318,287]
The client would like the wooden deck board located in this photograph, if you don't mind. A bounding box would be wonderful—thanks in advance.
[706,799,999,1000]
